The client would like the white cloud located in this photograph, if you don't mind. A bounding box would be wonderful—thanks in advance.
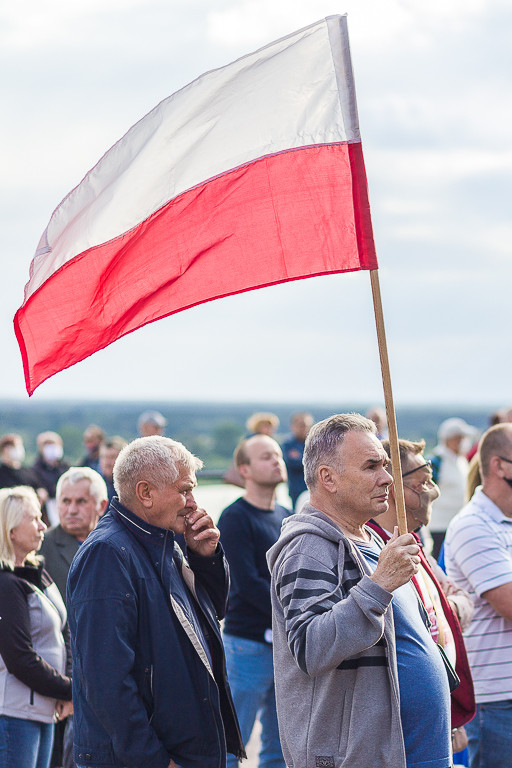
[370,147,512,182]
[206,0,492,50]
[2,0,512,403]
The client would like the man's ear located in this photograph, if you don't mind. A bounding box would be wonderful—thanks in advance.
[318,465,337,493]
[99,498,108,516]
[135,480,153,508]
[238,463,250,480]
[492,455,506,477]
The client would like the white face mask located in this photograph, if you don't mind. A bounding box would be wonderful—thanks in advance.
[7,445,25,463]
[42,443,63,462]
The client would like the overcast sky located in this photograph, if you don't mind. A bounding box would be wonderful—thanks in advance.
[2,0,511,406]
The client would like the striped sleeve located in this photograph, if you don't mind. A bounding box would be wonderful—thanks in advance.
[274,551,392,676]
[447,515,512,597]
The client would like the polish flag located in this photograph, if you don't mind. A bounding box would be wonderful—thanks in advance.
[15,14,377,395]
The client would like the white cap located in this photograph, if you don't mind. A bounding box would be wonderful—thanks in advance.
[137,410,167,430]
[438,417,476,442]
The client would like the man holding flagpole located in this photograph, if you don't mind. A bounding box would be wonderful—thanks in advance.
[268,414,452,768]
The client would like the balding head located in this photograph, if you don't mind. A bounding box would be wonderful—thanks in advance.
[235,435,287,490]
[479,423,512,478]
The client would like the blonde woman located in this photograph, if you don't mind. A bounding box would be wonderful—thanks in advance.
[0,486,72,768]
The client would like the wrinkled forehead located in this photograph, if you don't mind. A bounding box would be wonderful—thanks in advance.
[173,466,197,488]
[337,430,386,465]
[60,478,92,498]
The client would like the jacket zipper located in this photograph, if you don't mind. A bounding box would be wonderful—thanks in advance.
[206,674,223,768]
[160,531,168,581]
[148,665,154,724]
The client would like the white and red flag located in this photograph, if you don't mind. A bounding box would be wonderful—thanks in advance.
[15,14,377,395]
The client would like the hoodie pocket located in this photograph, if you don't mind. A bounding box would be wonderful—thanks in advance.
[338,688,353,754]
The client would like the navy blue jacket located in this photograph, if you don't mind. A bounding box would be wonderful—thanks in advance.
[67,499,244,768]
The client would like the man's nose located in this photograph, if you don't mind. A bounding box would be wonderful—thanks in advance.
[380,467,394,486]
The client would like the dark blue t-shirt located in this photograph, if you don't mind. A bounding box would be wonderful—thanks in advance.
[356,536,451,768]
[218,496,291,643]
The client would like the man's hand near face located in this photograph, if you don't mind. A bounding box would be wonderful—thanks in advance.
[184,507,220,556]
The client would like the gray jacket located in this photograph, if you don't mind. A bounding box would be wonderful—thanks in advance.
[0,565,70,723]
[40,524,80,604]
[267,505,406,768]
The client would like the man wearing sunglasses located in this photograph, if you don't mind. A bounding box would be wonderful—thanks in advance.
[445,423,512,768]
[368,438,476,759]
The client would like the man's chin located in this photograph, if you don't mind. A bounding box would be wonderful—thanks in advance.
[63,525,84,536]
[372,500,389,517]
[171,516,187,534]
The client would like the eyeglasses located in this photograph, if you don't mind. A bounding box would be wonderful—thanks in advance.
[499,456,512,464]
[402,460,432,478]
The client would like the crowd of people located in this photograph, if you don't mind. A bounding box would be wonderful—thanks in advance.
[0,405,510,768]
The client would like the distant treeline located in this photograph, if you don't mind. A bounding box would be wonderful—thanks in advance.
[0,399,496,470]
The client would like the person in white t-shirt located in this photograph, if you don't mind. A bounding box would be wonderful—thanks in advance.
[445,423,512,768]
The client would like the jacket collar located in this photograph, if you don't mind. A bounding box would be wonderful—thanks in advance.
[6,560,44,588]
[109,497,176,546]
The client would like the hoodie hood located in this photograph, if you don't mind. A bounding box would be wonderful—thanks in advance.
[268,503,363,571]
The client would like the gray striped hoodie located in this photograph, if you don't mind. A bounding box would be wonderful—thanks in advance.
[267,504,406,768]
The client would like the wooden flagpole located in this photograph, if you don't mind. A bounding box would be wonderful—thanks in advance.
[370,269,408,536]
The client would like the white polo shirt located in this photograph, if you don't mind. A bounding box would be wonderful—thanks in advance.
[445,487,512,702]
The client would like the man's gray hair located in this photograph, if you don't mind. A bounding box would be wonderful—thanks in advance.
[113,436,203,505]
[56,467,108,507]
[303,413,376,489]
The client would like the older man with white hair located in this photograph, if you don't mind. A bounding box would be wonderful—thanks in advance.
[41,467,108,768]
[40,467,108,603]
[67,436,244,768]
